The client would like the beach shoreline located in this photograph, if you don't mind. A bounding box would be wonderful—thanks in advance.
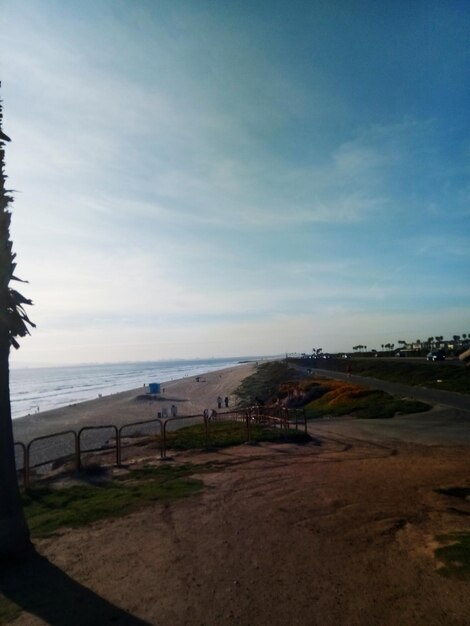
[12,362,257,446]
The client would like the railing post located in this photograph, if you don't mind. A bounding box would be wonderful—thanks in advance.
[204,416,209,447]
[113,426,119,466]
[163,420,168,458]
[74,431,80,473]
[77,431,82,472]
[156,419,164,458]
[246,409,251,441]
[18,443,28,489]
[25,442,33,489]
[117,427,122,466]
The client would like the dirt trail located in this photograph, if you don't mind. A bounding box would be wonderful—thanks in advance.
[10,434,470,626]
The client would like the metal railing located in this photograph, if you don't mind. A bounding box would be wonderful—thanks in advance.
[15,407,307,487]
[25,430,78,488]
[78,425,119,471]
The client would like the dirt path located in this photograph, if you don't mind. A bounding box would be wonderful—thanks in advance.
[7,434,470,625]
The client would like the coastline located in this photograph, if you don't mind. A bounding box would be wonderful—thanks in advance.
[12,362,256,445]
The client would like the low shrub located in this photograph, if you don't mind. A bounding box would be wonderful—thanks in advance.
[163,421,311,450]
[435,533,470,581]
[304,379,430,419]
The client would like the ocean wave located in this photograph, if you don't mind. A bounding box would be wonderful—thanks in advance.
[9,357,256,419]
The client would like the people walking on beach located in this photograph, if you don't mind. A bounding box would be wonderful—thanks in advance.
[210,409,217,420]
[224,396,229,408]
[203,408,209,421]
[217,396,222,409]
[171,404,177,417]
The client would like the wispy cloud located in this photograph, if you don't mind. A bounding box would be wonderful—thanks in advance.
[2,1,469,364]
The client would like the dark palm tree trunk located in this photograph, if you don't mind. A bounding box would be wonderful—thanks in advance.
[0,332,32,559]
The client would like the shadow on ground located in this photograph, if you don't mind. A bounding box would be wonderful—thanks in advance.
[0,551,150,625]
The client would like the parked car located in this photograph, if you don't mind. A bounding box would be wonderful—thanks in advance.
[427,350,446,361]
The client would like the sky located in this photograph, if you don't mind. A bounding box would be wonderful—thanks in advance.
[1,0,469,365]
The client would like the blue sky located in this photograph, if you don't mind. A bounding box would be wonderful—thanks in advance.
[1,0,469,364]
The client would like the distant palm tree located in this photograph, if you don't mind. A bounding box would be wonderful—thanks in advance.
[0,88,35,560]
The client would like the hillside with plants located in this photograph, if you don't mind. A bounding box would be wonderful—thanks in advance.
[236,362,430,419]
[295,358,470,395]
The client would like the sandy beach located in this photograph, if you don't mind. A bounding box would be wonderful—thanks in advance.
[12,362,256,444]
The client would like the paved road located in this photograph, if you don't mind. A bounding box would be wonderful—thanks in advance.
[307,368,470,446]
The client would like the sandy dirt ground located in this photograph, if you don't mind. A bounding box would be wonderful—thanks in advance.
[4,365,470,625]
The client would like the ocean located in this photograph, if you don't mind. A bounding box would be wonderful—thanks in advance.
[10,357,260,420]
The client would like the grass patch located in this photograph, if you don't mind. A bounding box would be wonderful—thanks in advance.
[0,598,21,624]
[22,465,203,537]
[164,421,311,450]
[435,533,470,580]
[303,379,430,419]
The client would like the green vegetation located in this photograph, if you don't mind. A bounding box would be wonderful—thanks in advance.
[0,598,21,625]
[235,360,430,418]
[164,421,311,450]
[235,361,302,406]
[303,381,430,419]
[22,465,203,537]
[302,357,470,395]
[435,533,470,581]
[433,488,470,580]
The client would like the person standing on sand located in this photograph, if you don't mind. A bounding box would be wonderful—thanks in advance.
[217,396,222,409]
[203,408,209,421]
[224,396,229,408]
[171,404,177,418]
